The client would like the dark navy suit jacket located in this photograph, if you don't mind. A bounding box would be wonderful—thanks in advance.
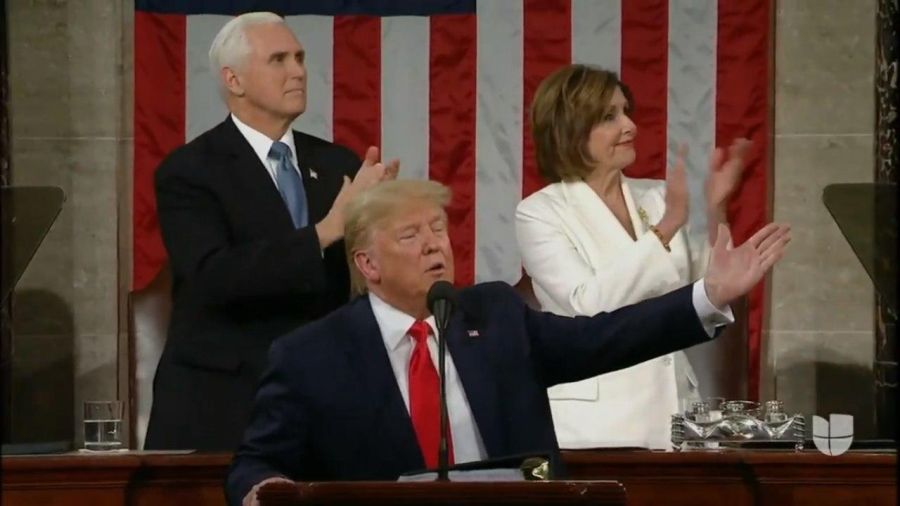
[226,281,713,504]
[145,117,359,451]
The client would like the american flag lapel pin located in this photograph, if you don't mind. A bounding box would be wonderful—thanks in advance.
[467,330,480,338]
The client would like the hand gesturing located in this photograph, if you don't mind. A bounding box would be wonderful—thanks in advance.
[706,138,750,211]
[704,222,791,308]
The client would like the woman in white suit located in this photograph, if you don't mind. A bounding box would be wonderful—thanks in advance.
[516,64,748,449]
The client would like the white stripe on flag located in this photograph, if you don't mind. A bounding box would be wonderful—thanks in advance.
[186,15,231,141]
[475,0,524,284]
[286,16,334,141]
[572,0,621,73]
[381,16,429,181]
[667,0,717,235]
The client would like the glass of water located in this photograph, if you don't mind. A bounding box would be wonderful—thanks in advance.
[83,401,124,451]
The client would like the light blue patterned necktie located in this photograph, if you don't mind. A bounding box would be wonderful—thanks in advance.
[268,141,308,228]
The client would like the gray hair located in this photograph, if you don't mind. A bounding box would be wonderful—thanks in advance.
[208,12,285,75]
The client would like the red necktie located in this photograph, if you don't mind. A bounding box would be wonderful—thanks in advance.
[407,320,454,468]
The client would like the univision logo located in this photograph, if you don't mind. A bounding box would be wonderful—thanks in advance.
[812,414,854,456]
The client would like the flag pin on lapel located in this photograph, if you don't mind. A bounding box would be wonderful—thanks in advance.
[467,330,480,337]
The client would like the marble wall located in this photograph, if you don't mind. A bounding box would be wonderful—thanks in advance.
[6,0,133,445]
[767,0,877,436]
[873,0,898,437]
[4,0,880,443]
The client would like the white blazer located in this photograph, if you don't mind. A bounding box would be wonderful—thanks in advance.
[515,177,709,449]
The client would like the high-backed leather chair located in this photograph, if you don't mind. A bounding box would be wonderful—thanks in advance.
[129,266,172,449]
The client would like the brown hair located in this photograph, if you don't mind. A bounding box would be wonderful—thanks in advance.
[530,64,632,182]
[344,179,452,295]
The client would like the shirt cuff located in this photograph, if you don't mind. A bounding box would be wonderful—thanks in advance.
[692,279,735,337]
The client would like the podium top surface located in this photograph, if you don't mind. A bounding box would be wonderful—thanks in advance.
[259,481,627,506]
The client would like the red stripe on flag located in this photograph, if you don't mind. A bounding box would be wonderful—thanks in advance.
[621,0,668,180]
[332,16,381,158]
[522,0,571,199]
[133,12,185,291]
[717,0,772,401]
[430,15,477,286]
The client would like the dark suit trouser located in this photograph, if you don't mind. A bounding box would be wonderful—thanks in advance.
[145,350,260,451]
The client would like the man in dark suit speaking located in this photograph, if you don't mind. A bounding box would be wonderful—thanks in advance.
[226,180,791,506]
[144,12,398,451]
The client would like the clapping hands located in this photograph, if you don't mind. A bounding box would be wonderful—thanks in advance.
[355,146,400,188]
[316,146,400,248]
[704,223,791,309]
[655,144,689,244]
[706,138,750,212]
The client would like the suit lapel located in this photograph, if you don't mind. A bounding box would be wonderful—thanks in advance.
[214,117,295,232]
[341,297,424,469]
[620,179,649,235]
[444,312,504,458]
[560,181,632,267]
[292,132,330,224]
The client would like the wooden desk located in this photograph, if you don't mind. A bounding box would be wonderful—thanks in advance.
[564,449,898,505]
[257,481,626,506]
[1,452,230,506]
[2,450,896,506]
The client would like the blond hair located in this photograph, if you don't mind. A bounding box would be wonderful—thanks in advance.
[530,64,633,182]
[344,180,452,295]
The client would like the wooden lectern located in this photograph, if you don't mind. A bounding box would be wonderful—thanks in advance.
[258,480,627,506]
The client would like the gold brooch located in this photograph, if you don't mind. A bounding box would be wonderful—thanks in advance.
[637,207,650,229]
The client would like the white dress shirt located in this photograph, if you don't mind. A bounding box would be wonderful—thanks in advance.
[231,113,301,188]
[691,281,734,334]
[368,292,488,464]
[367,285,730,462]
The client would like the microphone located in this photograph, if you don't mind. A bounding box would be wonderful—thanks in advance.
[427,280,456,329]
[426,281,456,481]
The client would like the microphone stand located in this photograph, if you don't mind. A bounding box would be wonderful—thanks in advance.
[435,301,450,482]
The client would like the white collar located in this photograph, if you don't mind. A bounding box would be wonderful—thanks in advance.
[231,113,298,164]
[368,292,437,352]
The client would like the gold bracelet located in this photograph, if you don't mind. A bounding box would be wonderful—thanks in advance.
[648,225,671,252]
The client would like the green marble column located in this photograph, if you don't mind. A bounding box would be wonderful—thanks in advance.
[874,0,897,439]
[1,0,12,443]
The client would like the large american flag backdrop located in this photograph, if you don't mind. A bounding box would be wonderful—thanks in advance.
[134,0,772,397]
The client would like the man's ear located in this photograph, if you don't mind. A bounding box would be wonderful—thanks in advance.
[221,67,245,97]
[353,250,380,285]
